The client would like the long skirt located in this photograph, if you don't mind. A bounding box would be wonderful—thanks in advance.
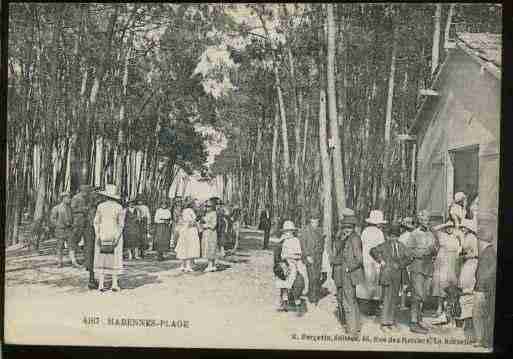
[202,229,217,260]
[154,223,171,253]
[94,237,124,275]
[124,226,141,249]
[432,248,459,297]
[176,225,200,260]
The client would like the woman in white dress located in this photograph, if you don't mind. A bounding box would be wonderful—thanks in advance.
[175,202,200,272]
[357,210,387,311]
[93,184,125,292]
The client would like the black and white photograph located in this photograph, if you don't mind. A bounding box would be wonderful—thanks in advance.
[4,2,502,352]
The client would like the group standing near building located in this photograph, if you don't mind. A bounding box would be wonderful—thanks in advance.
[47,184,495,348]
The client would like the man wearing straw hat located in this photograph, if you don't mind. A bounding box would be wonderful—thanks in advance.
[331,209,364,336]
[49,192,73,268]
[406,210,439,334]
[70,184,94,268]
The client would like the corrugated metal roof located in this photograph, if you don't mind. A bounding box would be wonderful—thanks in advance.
[456,32,501,67]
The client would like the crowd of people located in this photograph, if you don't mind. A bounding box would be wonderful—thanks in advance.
[270,192,496,349]
[48,184,242,290]
[46,184,495,348]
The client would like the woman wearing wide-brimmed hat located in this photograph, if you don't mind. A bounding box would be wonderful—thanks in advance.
[93,184,125,292]
[176,200,201,272]
[154,198,172,261]
[357,210,387,308]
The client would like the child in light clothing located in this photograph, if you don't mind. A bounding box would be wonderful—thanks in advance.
[281,229,309,297]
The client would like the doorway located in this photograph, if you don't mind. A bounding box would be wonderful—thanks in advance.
[450,145,479,210]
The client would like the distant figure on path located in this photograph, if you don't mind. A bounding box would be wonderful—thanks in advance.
[93,184,125,292]
[154,199,172,261]
[135,195,151,258]
[123,199,142,261]
[49,192,73,268]
[259,204,272,250]
[216,201,227,257]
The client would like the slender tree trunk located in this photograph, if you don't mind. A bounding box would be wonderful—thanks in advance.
[319,86,333,257]
[379,23,398,210]
[271,108,279,215]
[327,4,346,217]
[444,4,455,49]
[431,4,442,75]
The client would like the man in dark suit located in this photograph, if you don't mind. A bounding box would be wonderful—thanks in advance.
[259,204,272,250]
[370,223,413,332]
[406,210,440,334]
[331,209,364,336]
[299,209,326,305]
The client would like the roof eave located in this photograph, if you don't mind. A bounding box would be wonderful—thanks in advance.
[456,39,501,80]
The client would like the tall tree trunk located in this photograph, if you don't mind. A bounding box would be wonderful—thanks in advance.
[379,23,398,210]
[326,4,346,216]
[444,4,455,49]
[116,39,131,198]
[319,86,333,256]
[271,108,279,215]
[431,4,442,75]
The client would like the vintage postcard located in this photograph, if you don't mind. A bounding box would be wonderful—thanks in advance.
[5,3,501,352]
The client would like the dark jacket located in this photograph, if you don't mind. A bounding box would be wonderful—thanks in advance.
[259,210,272,231]
[331,231,364,287]
[406,227,439,276]
[49,203,73,230]
[474,241,497,292]
[216,208,226,235]
[299,225,325,262]
[369,239,413,286]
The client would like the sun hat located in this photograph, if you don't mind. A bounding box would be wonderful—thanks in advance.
[281,220,297,232]
[365,210,387,225]
[454,192,467,203]
[98,184,121,200]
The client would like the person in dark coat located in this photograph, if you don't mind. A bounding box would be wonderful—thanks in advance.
[299,209,326,305]
[84,191,102,289]
[123,199,142,260]
[49,192,73,268]
[330,209,364,336]
[153,199,172,261]
[370,223,413,332]
[259,204,272,250]
[216,201,227,257]
[70,184,94,267]
[135,195,151,258]
[472,235,497,349]
[405,210,440,334]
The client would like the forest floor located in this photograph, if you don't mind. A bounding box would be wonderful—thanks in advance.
[4,227,488,352]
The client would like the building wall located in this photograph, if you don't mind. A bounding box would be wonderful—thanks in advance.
[416,48,500,242]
